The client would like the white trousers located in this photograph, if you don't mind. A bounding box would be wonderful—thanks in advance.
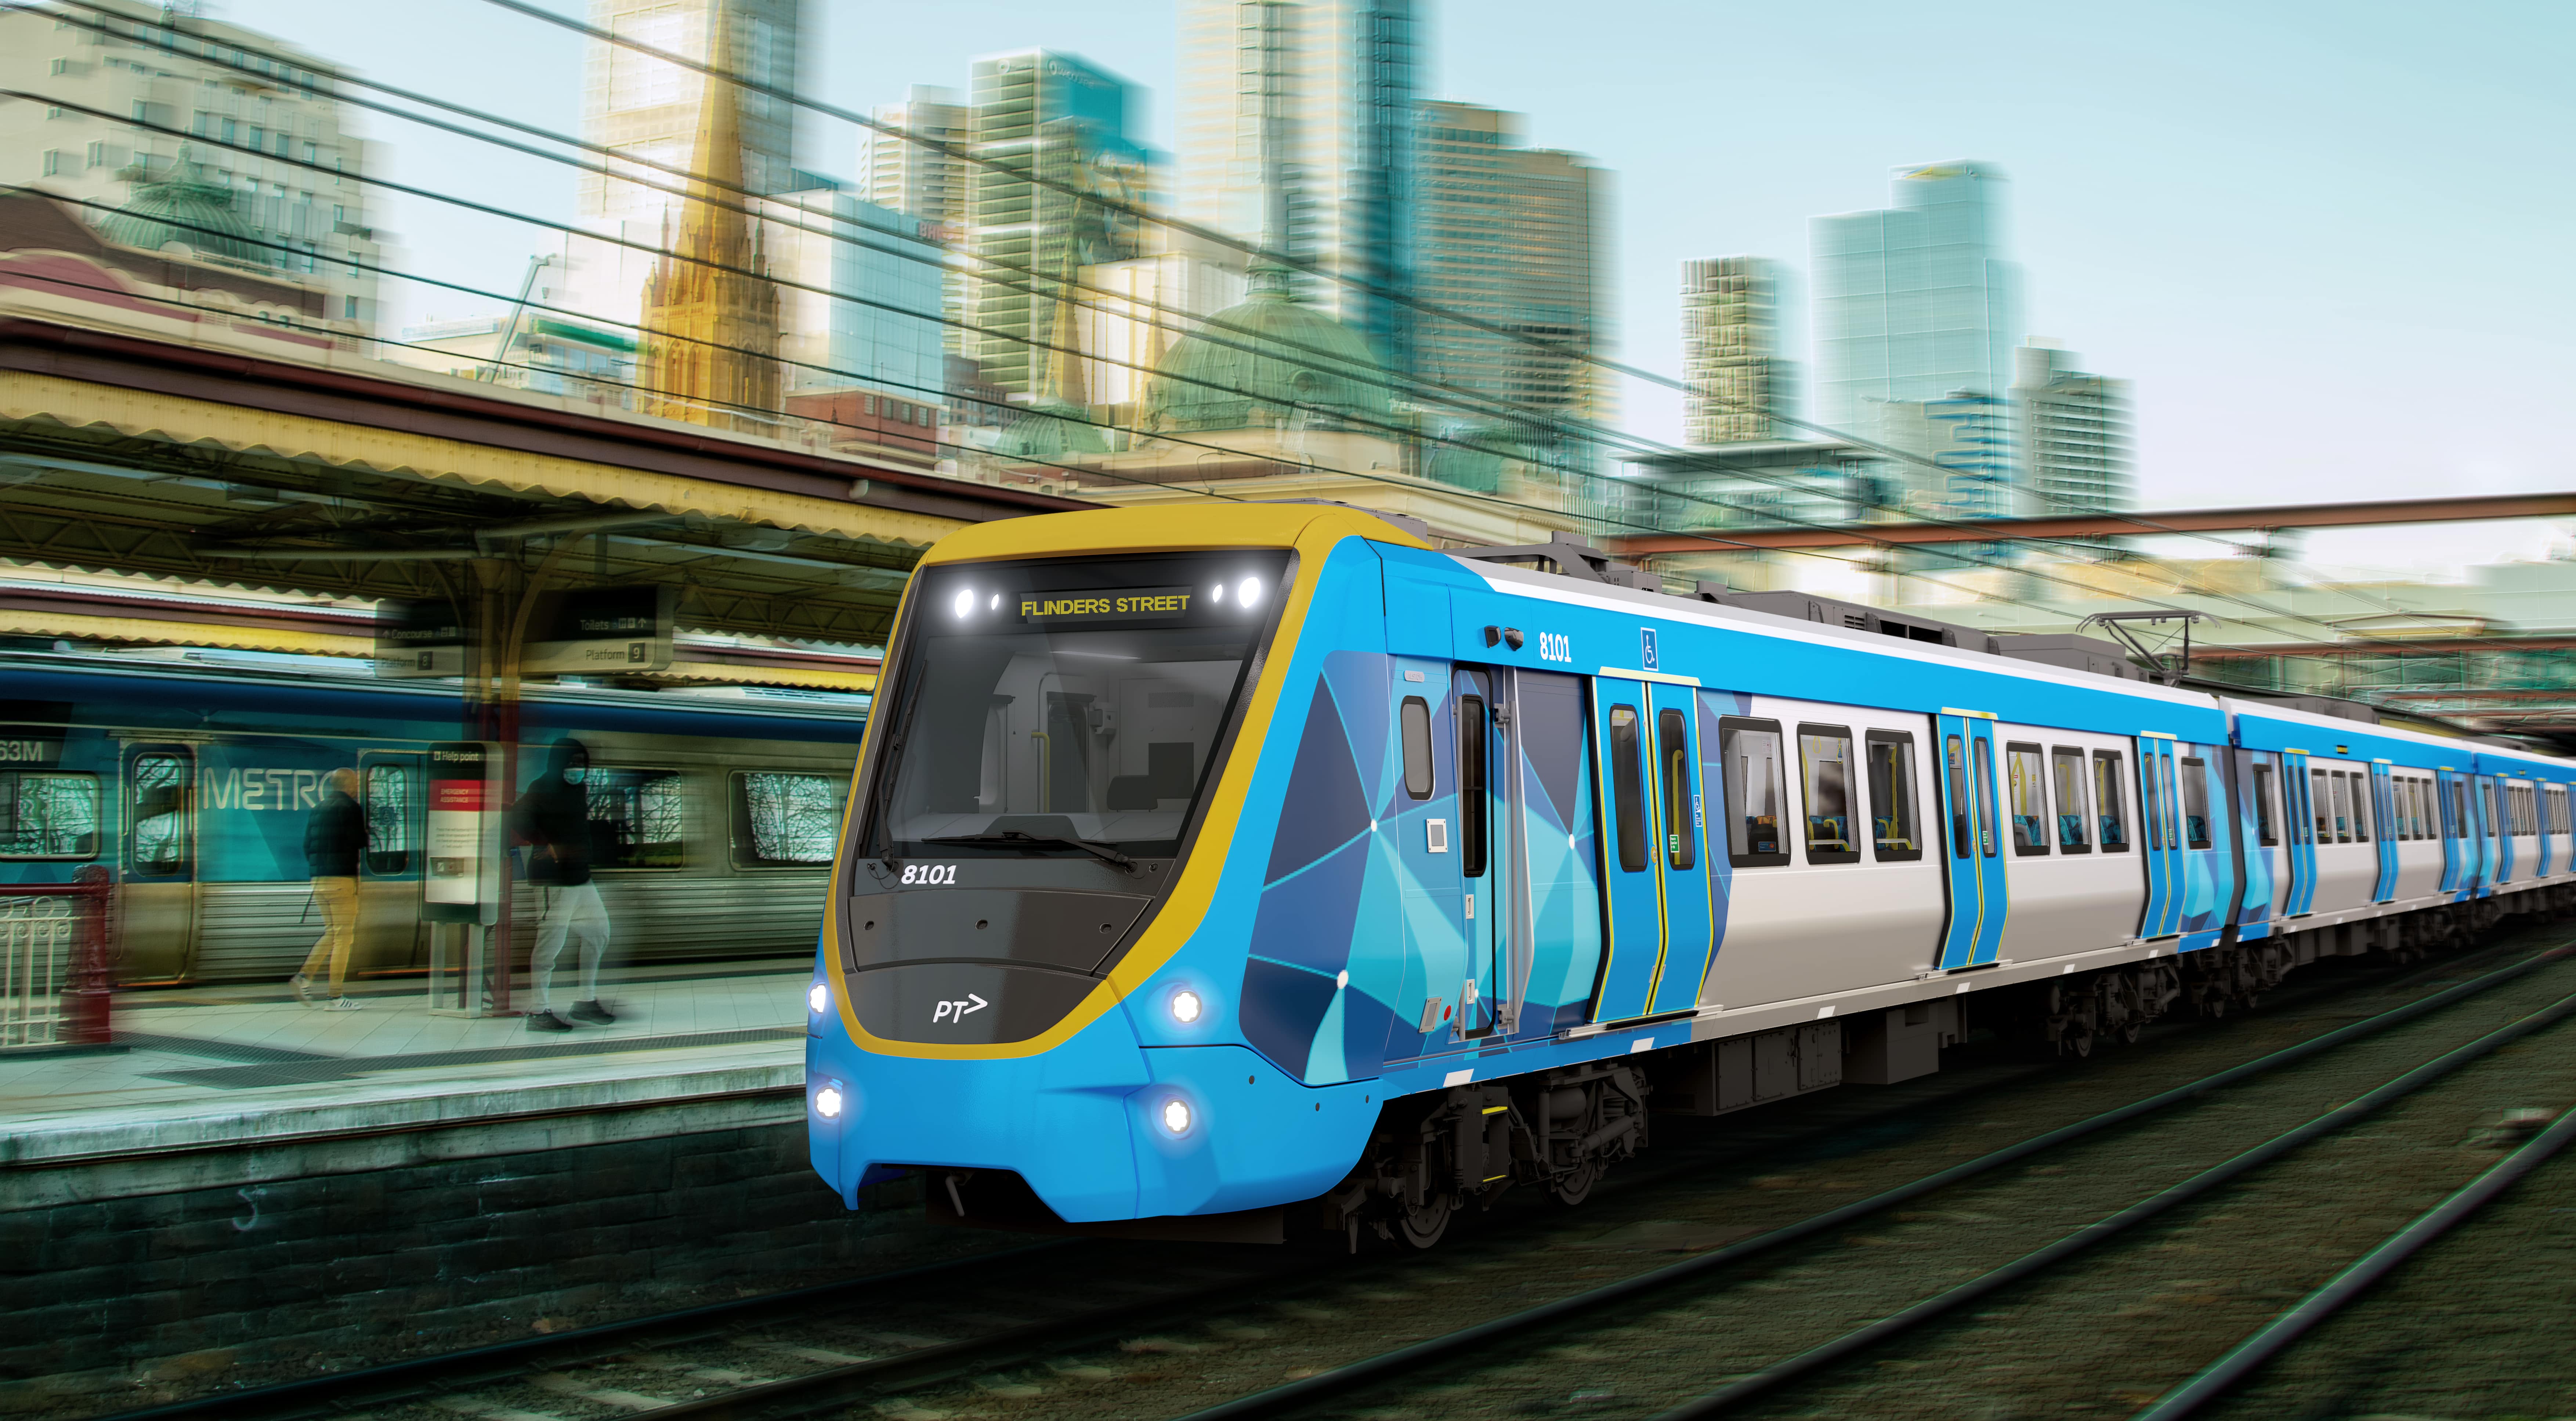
[530,881,611,1012]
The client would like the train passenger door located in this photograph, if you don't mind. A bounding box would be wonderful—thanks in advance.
[2282,750,2318,916]
[358,752,428,972]
[1588,676,1663,1021]
[2476,778,2501,894]
[117,742,197,983]
[1453,669,1504,1036]
[2369,762,2398,902]
[2493,781,2517,886]
[1643,682,1713,1016]
[2137,735,2184,938]
[2437,770,2466,896]
[1933,710,2007,970]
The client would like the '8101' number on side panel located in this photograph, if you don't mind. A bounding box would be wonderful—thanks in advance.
[901,864,958,885]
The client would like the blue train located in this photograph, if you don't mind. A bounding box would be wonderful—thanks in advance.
[0,652,868,984]
[808,506,2576,1247]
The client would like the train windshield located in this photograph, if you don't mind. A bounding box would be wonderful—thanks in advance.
[866,551,1292,862]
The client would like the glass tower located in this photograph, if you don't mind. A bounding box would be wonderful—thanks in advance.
[1810,163,2022,438]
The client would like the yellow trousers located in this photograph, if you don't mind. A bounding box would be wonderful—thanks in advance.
[297,876,360,992]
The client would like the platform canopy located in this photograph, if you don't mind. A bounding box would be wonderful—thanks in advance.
[0,312,1090,651]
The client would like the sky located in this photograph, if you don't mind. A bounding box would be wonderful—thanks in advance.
[216,0,2576,580]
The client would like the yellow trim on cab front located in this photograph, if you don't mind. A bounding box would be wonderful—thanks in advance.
[824,503,1432,1060]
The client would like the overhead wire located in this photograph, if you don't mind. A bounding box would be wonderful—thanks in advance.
[14,4,2525,700]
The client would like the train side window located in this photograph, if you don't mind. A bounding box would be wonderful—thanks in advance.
[2050,748,2091,853]
[2444,779,2464,840]
[1797,724,1857,865]
[587,767,688,869]
[1458,696,1489,878]
[1972,737,1999,858]
[1944,735,1971,859]
[2331,773,2355,843]
[1864,731,1922,862]
[2250,764,2278,847]
[731,771,843,868]
[2141,753,2167,851]
[363,763,413,874]
[2092,751,2130,852]
[2355,777,2376,843]
[2311,769,2334,844]
[0,772,99,859]
[128,752,191,875]
[1718,716,1790,868]
[1660,709,1695,871]
[1607,704,1646,872]
[2005,742,2049,856]
[2180,757,2213,850]
[1400,696,1434,801]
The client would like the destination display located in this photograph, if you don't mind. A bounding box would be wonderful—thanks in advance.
[1017,586,1197,625]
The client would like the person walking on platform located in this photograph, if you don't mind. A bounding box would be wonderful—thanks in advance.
[290,767,366,1010]
[513,738,615,1033]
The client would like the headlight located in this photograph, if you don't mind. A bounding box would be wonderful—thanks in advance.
[1159,1097,1192,1135]
[1169,988,1202,1024]
[1238,577,1263,608]
[807,981,830,1015]
[952,589,974,618]
[815,1084,845,1119]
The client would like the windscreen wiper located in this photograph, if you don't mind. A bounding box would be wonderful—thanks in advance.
[923,832,1137,872]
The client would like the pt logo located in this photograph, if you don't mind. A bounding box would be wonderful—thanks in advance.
[933,994,989,1024]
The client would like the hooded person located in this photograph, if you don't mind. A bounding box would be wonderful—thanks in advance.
[291,767,367,1009]
[511,738,615,1031]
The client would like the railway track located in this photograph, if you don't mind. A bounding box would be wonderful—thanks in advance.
[82,937,2571,1421]
[1166,939,2576,1421]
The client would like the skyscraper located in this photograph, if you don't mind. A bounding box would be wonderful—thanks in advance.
[1175,0,1418,371]
[965,50,1149,402]
[1810,163,2022,439]
[2013,341,2133,515]
[861,86,969,354]
[1680,256,1792,445]
[861,87,968,229]
[568,0,802,332]
[1412,100,1613,459]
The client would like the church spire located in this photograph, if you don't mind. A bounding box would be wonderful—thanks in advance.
[638,2,781,431]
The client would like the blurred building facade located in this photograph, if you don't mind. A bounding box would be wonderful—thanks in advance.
[861,85,968,355]
[1681,256,1792,445]
[391,312,638,398]
[2012,340,2133,516]
[1812,163,2022,444]
[1412,100,1614,472]
[1176,0,1419,373]
[964,49,1150,402]
[0,0,381,330]
[760,183,948,459]
[568,0,803,334]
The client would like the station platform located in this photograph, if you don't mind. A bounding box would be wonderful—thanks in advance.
[0,958,810,1168]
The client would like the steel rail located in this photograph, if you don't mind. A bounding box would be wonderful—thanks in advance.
[1649,986,2576,1418]
[2130,1102,2576,1419]
[1170,943,2573,1421]
[86,1243,1069,1421]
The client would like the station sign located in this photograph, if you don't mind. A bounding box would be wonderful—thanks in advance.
[375,599,468,679]
[522,585,675,676]
[424,740,499,925]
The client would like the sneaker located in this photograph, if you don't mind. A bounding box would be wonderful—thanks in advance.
[568,999,616,1025]
[526,1010,575,1032]
[290,974,314,1006]
[325,995,363,1011]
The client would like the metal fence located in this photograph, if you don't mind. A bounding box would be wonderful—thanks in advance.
[0,874,112,1050]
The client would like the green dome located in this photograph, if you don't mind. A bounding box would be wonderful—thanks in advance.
[997,399,1112,463]
[1146,270,1391,434]
[96,181,270,267]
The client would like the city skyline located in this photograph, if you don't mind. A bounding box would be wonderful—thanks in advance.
[170,0,2576,575]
